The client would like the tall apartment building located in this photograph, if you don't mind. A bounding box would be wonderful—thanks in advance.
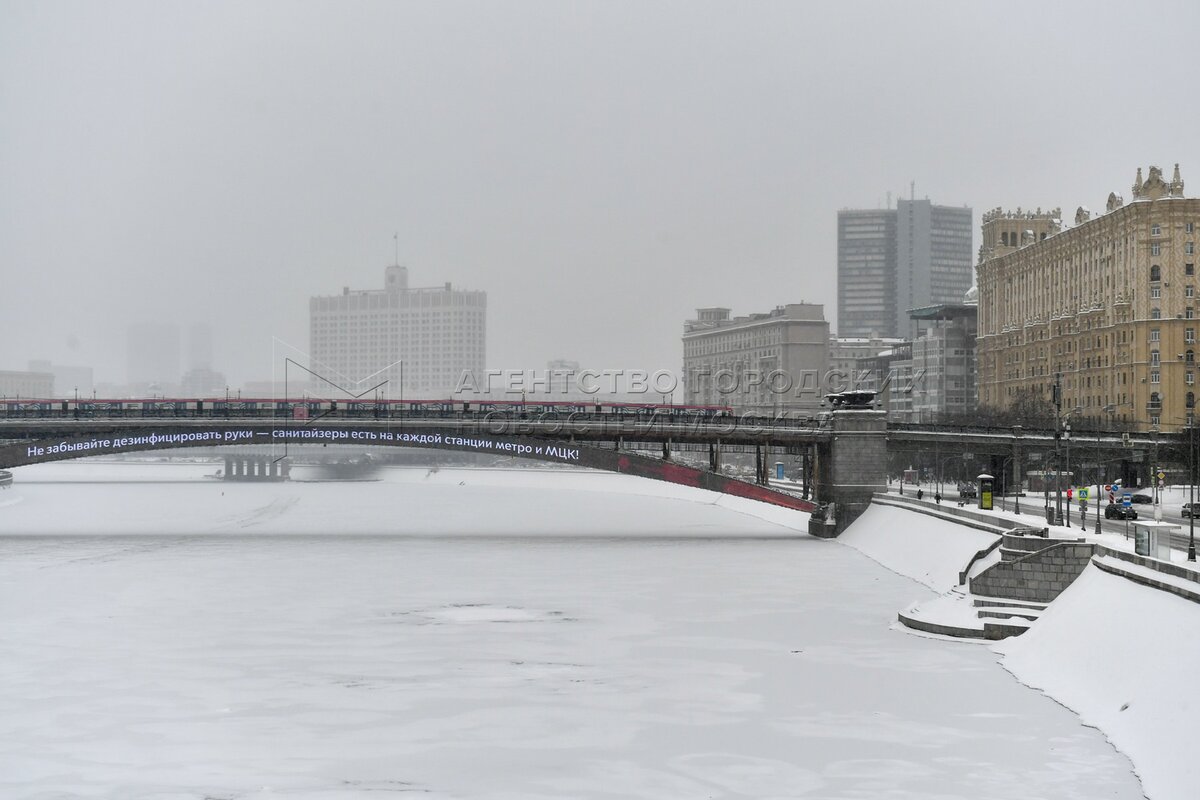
[309,266,486,399]
[838,198,974,339]
[682,304,829,414]
[976,164,1199,431]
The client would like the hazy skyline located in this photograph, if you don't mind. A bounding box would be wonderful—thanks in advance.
[3,0,1198,387]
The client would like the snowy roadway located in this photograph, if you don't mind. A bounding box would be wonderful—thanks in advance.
[0,461,1150,798]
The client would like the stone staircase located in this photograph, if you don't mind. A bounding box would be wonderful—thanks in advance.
[898,530,1091,640]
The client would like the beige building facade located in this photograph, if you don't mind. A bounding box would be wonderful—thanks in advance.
[682,304,829,414]
[977,164,1200,431]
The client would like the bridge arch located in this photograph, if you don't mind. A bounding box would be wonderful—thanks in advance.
[0,422,815,513]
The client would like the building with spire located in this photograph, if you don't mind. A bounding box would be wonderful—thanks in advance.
[976,163,1197,431]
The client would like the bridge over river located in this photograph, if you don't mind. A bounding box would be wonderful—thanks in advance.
[0,403,1187,536]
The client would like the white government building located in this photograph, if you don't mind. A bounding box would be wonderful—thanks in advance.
[309,265,486,400]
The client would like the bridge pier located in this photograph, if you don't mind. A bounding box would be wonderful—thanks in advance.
[808,409,888,538]
[222,455,289,482]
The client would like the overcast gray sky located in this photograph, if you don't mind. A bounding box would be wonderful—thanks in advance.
[3,0,1198,387]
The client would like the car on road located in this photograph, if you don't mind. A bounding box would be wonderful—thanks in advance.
[1105,503,1138,520]
[1183,503,1199,518]
[1130,493,1153,504]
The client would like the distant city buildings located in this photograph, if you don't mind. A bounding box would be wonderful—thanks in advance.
[0,369,54,398]
[126,322,182,394]
[907,294,978,421]
[180,367,227,397]
[825,287,977,422]
[976,164,1199,430]
[309,265,486,399]
[828,335,905,393]
[682,304,829,414]
[27,360,93,398]
[838,197,973,340]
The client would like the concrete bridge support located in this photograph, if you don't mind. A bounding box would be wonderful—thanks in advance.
[223,455,289,482]
[808,410,888,538]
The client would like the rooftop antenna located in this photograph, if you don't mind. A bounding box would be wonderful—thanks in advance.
[393,232,399,267]
[910,180,915,201]
[886,191,892,209]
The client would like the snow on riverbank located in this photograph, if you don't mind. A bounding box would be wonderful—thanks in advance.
[994,565,1200,800]
[837,502,998,590]
[844,501,1200,800]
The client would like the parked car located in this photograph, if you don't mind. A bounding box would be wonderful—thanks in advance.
[1130,493,1153,505]
[1105,503,1138,520]
[958,483,977,499]
[1183,503,1199,518]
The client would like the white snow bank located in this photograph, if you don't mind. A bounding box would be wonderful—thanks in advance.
[838,503,1000,590]
[995,565,1200,800]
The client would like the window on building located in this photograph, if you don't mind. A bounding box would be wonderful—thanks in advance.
[1152,415,1161,426]
[1190,264,1197,276]
[1152,224,1162,236]
[1189,243,1196,255]
[1190,372,1196,386]
[1189,350,1196,364]
[1151,371,1161,383]
[1152,243,1162,256]
[1151,264,1162,282]
[1151,350,1160,366]
[1151,307,1162,319]
[1188,222,1195,234]
[1189,392,1196,409]
[1188,328,1196,344]
[1152,286,1162,299]
[1190,308,1197,320]
[1151,328,1161,341]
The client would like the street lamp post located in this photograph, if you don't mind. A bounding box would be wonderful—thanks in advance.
[1190,422,1197,561]
[1054,424,1064,525]
[1064,420,1073,527]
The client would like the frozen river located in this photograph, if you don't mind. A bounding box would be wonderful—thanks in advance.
[0,463,1142,798]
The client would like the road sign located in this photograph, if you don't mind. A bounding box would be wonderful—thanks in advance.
[1123,492,1132,508]
[1080,488,1090,499]
[1157,470,1166,481]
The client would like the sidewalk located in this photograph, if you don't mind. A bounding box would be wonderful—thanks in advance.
[885,482,1200,570]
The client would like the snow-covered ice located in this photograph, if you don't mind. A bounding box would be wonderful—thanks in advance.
[0,461,1145,798]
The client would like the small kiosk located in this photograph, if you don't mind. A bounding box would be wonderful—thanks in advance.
[1130,520,1177,561]
[978,473,995,511]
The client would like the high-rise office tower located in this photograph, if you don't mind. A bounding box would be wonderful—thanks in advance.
[837,197,973,339]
